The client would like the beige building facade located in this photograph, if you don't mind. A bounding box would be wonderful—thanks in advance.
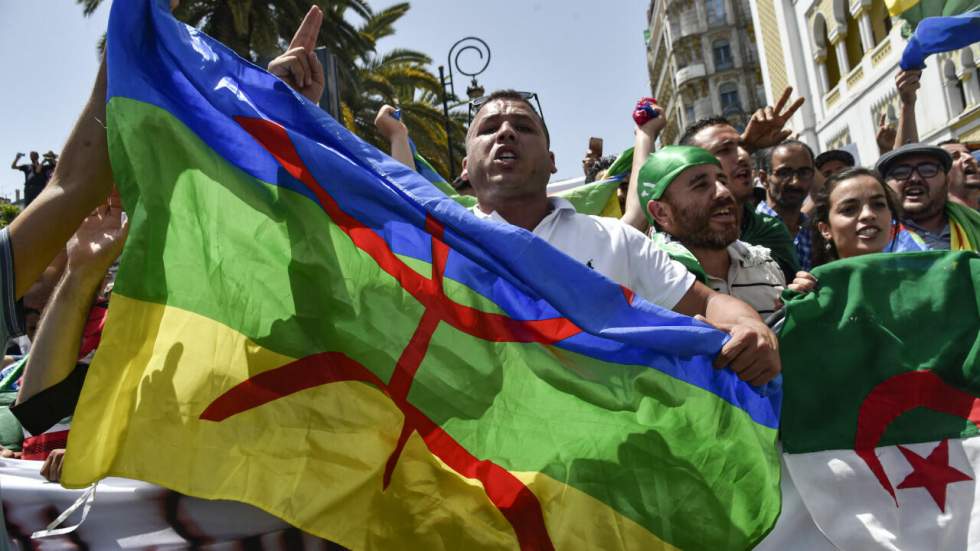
[646,0,767,145]
[749,0,980,164]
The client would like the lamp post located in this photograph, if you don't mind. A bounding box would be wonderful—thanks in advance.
[439,37,491,179]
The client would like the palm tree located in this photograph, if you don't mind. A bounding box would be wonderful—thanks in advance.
[344,4,467,179]
[78,0,374,66]
[78,0,466,179]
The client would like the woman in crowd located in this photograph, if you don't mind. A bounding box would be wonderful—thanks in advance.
[788,167,921,292]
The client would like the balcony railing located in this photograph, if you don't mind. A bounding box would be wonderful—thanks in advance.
[871,39,893,67]
[846,65,865,90]
[676,63,707,87]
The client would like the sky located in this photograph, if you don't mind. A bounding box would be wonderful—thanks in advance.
[0,0,651,200]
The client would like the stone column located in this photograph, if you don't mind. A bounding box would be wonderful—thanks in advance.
[709,78,722,115]
[830,30,850,75]
[731,28,744,69]
[814,49,830,95]
[960,70,980,107]
[694,0,707,30]
[851,1,875,53]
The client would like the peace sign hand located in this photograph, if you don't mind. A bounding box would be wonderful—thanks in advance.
[268,6,325,103]
[740,87,805,152]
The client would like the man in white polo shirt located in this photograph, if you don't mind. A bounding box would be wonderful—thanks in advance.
[461,90,781,386]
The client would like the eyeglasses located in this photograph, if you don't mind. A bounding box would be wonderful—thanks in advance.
[886,162,942,181]
[772,166,815,181]
[468,91,546,125]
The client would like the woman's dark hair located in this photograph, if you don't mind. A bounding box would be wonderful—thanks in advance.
[809,167,903,267]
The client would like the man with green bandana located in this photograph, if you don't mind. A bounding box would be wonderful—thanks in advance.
[638,146,785,317]
[622,91,804,282]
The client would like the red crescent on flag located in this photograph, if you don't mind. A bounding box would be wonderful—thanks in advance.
[854,371,980,505]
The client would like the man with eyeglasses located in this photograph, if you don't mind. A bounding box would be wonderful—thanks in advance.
[756,140,818,270]
[875,143,980,251]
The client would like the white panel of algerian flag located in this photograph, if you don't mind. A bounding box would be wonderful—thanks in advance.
[783,437,980,550]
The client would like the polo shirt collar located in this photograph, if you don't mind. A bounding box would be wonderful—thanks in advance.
[472,197,575,232]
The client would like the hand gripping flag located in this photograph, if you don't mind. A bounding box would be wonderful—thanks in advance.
[61,2,781,549]
[779,251,980,550]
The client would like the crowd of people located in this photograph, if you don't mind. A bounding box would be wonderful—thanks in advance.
[9,151,57,207]
[0,3,978,526]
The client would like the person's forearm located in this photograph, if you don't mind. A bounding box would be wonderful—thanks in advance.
[16,268,103,404]
[895,102,918,147]
[389,132,415,169]
[622,131,655,232]
[704,290,764,327]
[9,59,112,298]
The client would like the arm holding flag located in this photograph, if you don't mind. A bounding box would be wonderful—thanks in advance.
[374,105,416,169]
[895,69,921,147]
[675,282,782,386]
[16,197,127,410]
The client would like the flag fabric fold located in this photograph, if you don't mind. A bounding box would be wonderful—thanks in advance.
[60,1,782,549]
[779,251,980,550]
[900,11,980,69]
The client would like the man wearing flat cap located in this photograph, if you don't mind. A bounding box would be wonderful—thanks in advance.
[876,143,980,251]
[814,149,855,179]
[638,146,785,317]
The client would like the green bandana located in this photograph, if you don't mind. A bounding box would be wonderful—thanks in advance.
[636,146,720,223]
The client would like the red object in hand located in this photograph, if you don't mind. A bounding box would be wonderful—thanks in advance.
[632,97,660,127]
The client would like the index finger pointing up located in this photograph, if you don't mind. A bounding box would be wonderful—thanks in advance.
[289,5,324,52]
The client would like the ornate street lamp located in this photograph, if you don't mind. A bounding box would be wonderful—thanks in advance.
[438,37,491,179]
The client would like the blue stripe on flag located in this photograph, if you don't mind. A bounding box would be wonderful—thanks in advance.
[901,12,980,69]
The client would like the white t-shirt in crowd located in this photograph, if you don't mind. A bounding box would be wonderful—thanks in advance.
[473,198,695,310]
[704,240,785,317]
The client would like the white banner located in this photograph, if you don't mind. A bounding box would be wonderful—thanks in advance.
[0,459,336,550]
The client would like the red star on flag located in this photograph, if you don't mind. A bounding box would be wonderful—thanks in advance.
[896,439,973,512]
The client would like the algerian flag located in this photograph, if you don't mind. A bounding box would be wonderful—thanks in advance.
[779,251,980,550]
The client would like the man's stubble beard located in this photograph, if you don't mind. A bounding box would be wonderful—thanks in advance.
[673,203,740,250]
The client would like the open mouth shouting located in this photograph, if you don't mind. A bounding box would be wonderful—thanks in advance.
[964,164,980,186]
[902,183,928,202]
[493,146,519,167]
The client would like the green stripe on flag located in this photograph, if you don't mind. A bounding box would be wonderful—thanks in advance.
[779,252,980,454]
[896,0,980,29]
[412,322,780,550]
[110,96,780,551]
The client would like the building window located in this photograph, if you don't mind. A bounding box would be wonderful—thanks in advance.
[685,104,696,125]
[713,40,733,70]
[706,0,726,25]
[719,82,741,115]
[870,0,892,45]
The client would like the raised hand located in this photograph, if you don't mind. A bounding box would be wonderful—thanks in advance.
[896,69,921,105]
[632,97,666,136]
[268,6,325,103]
[741,87,805,152]
[876,113,897,154]
[374,105,409,142]
[66,189,128,277]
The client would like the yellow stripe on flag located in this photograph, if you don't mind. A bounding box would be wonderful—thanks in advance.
[885,0,920,16]
[62,295,668,549]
